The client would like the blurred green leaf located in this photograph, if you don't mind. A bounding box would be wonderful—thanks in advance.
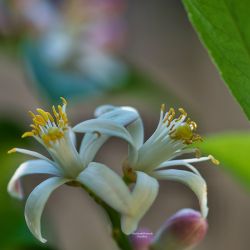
[199,132,250,189]
[182,0,250,119]
[0,119,56,250]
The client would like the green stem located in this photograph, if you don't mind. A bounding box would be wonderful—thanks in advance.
[80,185,133,250]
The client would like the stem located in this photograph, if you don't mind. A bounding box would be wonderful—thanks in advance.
[80,185,133,250]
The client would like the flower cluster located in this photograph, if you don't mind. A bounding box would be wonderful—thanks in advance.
[8,99,217,245]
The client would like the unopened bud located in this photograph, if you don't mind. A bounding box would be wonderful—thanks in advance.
[150,209,208,250]
[130,228,154,250]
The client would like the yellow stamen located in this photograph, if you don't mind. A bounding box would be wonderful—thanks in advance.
[178,108,187,117]
[161,104,166,113]
[42,134,51,147]
[58,105,63,117]
[209,155,220,165]
[22,131,34,138]
[52,105,59,121]
[28,111,36,118]
[33,115,46,126]
[47,112,55,123]
[60,97,67,105]
[58,120,65,128]
[22,98,69,146]
[163,107,175,126]
[36,108,49,121]
[8,148,16,154]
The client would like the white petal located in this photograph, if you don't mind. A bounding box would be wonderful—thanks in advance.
[68,128,77,147]
[126,117,144,149]
[96,106,143,148]
[94,105,116,117]
[95,105,140,127]
[79,105,142,165]
[8,160,62,199]
[73,119,135,147]
[153,169,208,218]
[121,171,159,235]
[25,177,68,243]
[79,133,109,166]
[77,162,131,214]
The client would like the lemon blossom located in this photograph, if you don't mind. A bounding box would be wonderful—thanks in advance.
[73,104,218,235]
[7,98,139,243]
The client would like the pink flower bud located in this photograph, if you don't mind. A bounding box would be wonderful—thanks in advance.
[151,209,208,250]
[130,228,154,250]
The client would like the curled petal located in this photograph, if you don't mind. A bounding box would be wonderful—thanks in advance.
[121,172,159,235]
[126,117,144,150]
[25,177,68,243]
[77,162,131,214]
[79,105,142,165]
[152,170,208,218]
[94,105,116,117]
[8,160,62,199]
[73,119,137,163]
[79,133,109,166]
[96,105,144,149]
[74,119,134,144]
[95,105,139,126]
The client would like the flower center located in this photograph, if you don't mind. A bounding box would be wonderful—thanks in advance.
[22,97,69,147]
[162,106,202,145]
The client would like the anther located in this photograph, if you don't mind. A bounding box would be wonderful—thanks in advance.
[8,148,16,154]
[209,155,220,165]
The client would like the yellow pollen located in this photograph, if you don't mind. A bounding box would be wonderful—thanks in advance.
[52,105,60,121]
[22,131,34,138]
[47,112,55,123]
[36,108,49,121]
[209,155,220,165]
[161,103,166,112]
[60,97,67,105]
[22,98,69,146]
[28,111,36,118]
[178,108,187,117]
[33,115,46,126]
[8,148,16,154]
[163,107,175,126]
[58,105,63,116]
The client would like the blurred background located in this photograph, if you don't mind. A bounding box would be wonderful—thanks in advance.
[0,0,249,250]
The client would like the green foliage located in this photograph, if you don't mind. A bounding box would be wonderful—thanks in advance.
[0,119,56,250]
[198,132,250,189]
[182,0,250,119]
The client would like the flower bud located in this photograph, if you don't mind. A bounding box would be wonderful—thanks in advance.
[130,228,154,250]
[150,209,208,250]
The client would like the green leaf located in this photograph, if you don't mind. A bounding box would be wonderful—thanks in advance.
[198,132,250,189]
[182,0,250,119]
[0,119,56,249]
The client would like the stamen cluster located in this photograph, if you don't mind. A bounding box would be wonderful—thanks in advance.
[161,105,202,144]
[22,97,69,147]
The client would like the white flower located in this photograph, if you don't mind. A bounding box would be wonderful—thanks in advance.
[7,98,139,243]
[73,104,218,235]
